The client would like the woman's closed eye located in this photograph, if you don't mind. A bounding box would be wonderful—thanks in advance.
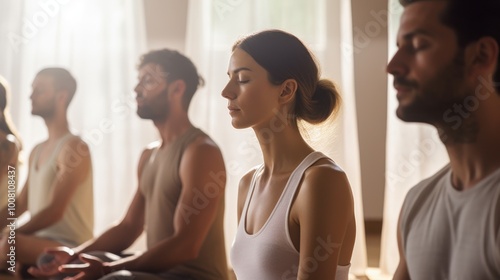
[237,75,250,84]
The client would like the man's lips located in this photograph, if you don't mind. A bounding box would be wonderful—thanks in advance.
[393,83,414,99]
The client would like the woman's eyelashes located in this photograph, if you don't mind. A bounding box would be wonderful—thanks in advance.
[227,72,250,84]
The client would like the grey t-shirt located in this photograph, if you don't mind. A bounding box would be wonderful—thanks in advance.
[400,165,500,280]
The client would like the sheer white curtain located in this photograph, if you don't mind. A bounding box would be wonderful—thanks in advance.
[185,0,367,275]
[379,0,449,275]
[0,0,154,237]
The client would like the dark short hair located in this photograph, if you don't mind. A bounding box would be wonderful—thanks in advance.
[233,29,341,126]
[138,49,204,110]
[37,68,77,105]
[400,0,500,91]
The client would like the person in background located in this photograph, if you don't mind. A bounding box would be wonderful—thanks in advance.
[0,68,94,274]
[30,49,229,280]
[388,0,500,279]
[223,29,356,280]
[0,76,22,210]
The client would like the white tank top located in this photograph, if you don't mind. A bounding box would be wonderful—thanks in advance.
[28,134,94,246]
[231,151,350,280]
[400,165,500,280]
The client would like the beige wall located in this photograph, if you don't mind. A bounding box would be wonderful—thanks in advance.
[143,0,188,51]
[351,0,388,220]
[142,0,389,220]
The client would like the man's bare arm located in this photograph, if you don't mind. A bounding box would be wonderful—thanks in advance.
[108,137,226,272]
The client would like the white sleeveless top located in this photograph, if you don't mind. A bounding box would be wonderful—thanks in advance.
[29,134,94,246]
[231,151,350,280]
[400,165,500,280]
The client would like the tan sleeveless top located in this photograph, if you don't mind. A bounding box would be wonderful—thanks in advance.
[231,151,350,280]
[29,134,94,246]
[139,127,228,280]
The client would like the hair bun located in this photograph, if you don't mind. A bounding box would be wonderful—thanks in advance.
[298,78,341,124]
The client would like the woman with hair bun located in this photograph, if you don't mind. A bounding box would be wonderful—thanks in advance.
[222,29,355,280]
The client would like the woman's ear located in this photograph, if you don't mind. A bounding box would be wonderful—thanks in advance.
[279,79,297,105]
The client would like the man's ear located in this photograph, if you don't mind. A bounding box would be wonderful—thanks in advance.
[168,79,186,98]
[56,90,70,106]
[279,79,297,105]
[467,37,499,78]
